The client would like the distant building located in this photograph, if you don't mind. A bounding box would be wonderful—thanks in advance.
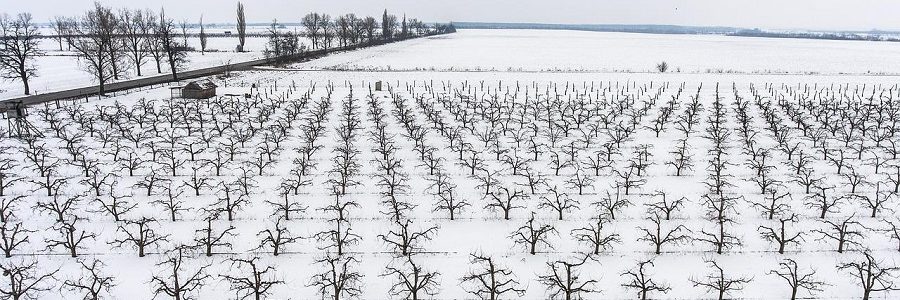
[180,79,218,99]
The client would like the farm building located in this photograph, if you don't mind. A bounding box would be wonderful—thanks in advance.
[180,79,218,99]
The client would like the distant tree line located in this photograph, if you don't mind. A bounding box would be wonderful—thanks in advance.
[0,1,455,96]
[729,29,900,42]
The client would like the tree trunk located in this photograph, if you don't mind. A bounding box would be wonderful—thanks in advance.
[22,75,30,95]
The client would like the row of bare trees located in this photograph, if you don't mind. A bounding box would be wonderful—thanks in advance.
[1,3,456,97]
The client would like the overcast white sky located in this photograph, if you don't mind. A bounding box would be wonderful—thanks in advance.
[4,0,899,31]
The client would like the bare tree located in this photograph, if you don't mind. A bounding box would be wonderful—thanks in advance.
[45,215,96,258]
[381,256,441,300]
[212,182,249,221]
[637,213,690,255]
[194,213,235,256]
[151,246,211,300]
[881,217,900,252]
[666,138,693,176]
[812,214,868,253]
[378,218,438,257]
[157,9,188,81]
[181,166,212,196]
[621,259,671,300]
[538,185,579,220]
[837,251,900,300]
[537,255,599,300]
[266,190,306,221]
[51,16,70,51]
[0,221,31,258]
[256,217,300,256]
[769,258,826,300]
[857,185,893,218]
[109,217,169,257]
[567,205,617,252]
[91,191,136,222]
[315,193,361,256]
[0,260,58,300]
[656,61,669,73]
[32,194,78,222]
[429,171,469,220]
[644,190,684,220]
[236,2,247,52]
[63,259,116,300]
[0,13,43,95]
[804,186,841,219]
[758,213,804,254]
[222,256,284,300]
[308,253,363,300]
[153,184,189,222]
[510,212,556,255]
[690,259,753,300]
[696,193,743,254]
[593,187,631,220]
[198,15,207,55]
[750,189,791,220]
[0,195,22,222]
[145,11,164,73]
[460,253,525,300]
[67,2,118,94]
[119,8,149,77]
[484,186,526,220]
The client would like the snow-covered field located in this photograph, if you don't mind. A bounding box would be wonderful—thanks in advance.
[293,29,900,75]
[2,29,900,300]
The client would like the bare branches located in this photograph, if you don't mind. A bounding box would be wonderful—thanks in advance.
[537,255,599,299]
[45,215,96,258]
[620,259,670,300]
[812,214,868,253]
[460,253,525,300]
[637,213,690,255]
[381,256,441,300]
[690,259,753,300]
[509,212,556,255]
[757,213,804,254]
[571,216,620,255]
[256,217,300,256]
[538,185,579,221]
[0,221,31,258]
[0,260,58,300]
[378,218,438,257]
[484,185,526,220]
[222,256,284,300]
[63,259,115,300]
[109,217,169,257]
[837,251,900,300]
[150,246,211,300]
[768,258,826,300]
[307,253,363,300]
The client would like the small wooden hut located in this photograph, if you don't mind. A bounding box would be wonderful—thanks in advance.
[181,79,218,99]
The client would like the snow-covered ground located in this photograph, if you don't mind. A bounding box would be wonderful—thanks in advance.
[293,29,900,75]
[1,29,900,300]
